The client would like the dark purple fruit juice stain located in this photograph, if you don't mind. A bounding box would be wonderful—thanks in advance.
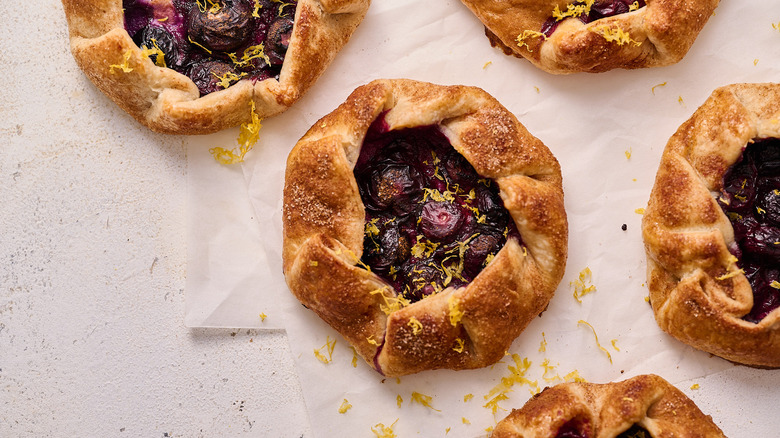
[122,0,296,95]
[555,420,648,438]
[353,116,523,303]
[541,0,646,37]
[719,137,780,323]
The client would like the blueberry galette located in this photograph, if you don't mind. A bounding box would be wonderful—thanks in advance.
[643,83,780,368]
[282,79,568,377]
[459,0,719,74]
[61,0,369,134]
[492,374,725,438]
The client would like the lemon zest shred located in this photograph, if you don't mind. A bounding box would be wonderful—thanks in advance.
[552,0,595,21]
[448,295,465,327]
[350,347,358,367]
[757,206,767,214]
[773,21,780,31]
[188,36,213,54]
[140,39,167,67]
[651,82,667,95]
[483,354,538,414]
[592,24,641,46]
[228,44,271,68]
[313,336,336,364]
[338,399,352,414]
[678,95,685,105]
[464,393,474,402]
[754,59,759,66]
[212,70,247,90]
[367,335,380,346]
[690,383,700,390]
[628,1,641,11]
[259,313,267,322]
[396,394,403,408]
[462,417,471,425]
[564,369,587,383]
[625,148,632,160]
[410,392,441,412]
[541,358,561,383]
[453,338,465,353]
[516,30,548,52]
[157,16,169,22]
[611,339,620,351]
[770,281,780,289]
[483,61,492,69]
[570,267,596,303]
[252,0,262,17]
[578,320,612,364]
[539,332,547,353]
[309,260,318,267]
[210,101,262,164]
[371,419,398,438]
[635,208,646,215]
[407,316,423,335]
[715,269,744,281]
[109,50,134,74]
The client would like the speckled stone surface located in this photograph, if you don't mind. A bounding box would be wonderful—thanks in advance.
[0,1,309,435]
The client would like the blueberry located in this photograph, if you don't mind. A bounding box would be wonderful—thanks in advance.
[266,17,294,62]
[133,25,184,69]
[419,201,465,241]
[187,0,253,52]
[367,164,423,215]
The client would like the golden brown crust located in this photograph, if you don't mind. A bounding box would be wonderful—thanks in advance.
[61,0,369,134]
[282,79,568,377]
[459,0,719,74]
[492,374,725,438]
[642,83,780,368]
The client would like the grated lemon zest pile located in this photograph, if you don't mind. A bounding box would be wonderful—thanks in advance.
[109,50,134,74]
[338,399,352,414]
[212,71,247,90]
[448,295,465,327]
[396,395,403,408]
[411,236,440,258]
[407,317,423,335]
[578,320,612,364]
[564,369,587,382]
[516,30,548,52]
[350,347,358,367]
[651,82,667,94]
[541,358,561,383]
[571,267,596,303]
[453,338,465,353]
[140,39,167,67]
[422,187,455,203]
[314,336,336,364]
[228,44,271,68]
[210,101,263,164]
[690,383,700,390]
[552,0,595,21]
[371,419,398,438]
[539,332,547,353]
[483,354,538,414]
[592,25,641,46]
[370,287,411,315]
[411,392,441,412]
[464,394,474,402]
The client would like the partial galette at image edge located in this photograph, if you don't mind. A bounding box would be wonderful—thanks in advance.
[643,82,780,368]
[282,78,568,378]
[61,0,370,134]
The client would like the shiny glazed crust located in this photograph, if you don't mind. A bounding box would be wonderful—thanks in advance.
[459,0,719,74]
[492,374,725,438]
[61,0,369,134]
[642,83,780,368]
[282,79,568,377]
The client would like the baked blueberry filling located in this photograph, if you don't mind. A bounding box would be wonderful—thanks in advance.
[718,137,780,323]
[354,116,523,303]
[541,0,646,37]
[123,0,296,95]
[555,420,650,438]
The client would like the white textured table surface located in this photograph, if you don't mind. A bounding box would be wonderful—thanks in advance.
[0,1,309,436]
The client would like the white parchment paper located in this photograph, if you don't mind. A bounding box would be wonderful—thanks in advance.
[187,0,780,434]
